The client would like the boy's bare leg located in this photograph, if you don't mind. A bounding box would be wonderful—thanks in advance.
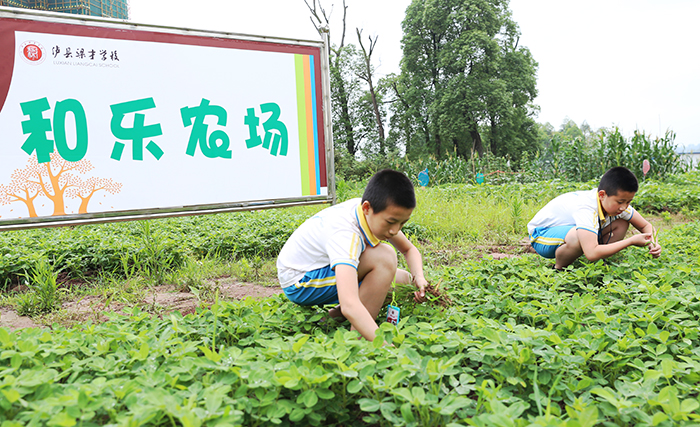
[394,269,412,285]
[328,243,397,322]
[554,227,583,270]
[600,219,630,244]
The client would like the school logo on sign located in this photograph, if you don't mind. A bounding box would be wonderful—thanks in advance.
[20,40,45,65]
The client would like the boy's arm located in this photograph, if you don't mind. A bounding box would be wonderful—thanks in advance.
[389,231,427,300]
[335,264,380,341]
[578,225,652,262]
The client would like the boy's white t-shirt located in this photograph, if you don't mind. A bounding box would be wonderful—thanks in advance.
[527,188,636,237]
[276,198,381,289]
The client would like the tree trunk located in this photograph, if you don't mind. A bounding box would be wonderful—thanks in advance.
[335,76,356,156]
[356,29,385,155]
[470,129,484,157]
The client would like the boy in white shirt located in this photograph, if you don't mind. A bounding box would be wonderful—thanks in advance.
[527,166,662,270]
[277,169,428,341]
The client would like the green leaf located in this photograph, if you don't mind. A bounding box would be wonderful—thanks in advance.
[1,389,20,404]
[411,387,426,405]
[391,388,413,403]
[681,398,700,413]
[297,390,318,408]
[358,398,380,412]
[133,342,149,361]
[644,369,663,381]
[661,359,674,378]
[48,411,76,427]
[651,412,668,426]
[289,408,306,422]
[179,413,202,427]
[0,329,11,347]
[316,388,335,400]
[198,345,222,363]
[647,322,659,335]
[292,335,309,353]
[439,395,472,416]
[400,402,415,423]
[591,388,619,406]
[10,354,22,369]
[347,380,362,394]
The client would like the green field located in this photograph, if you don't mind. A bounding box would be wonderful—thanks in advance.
[1,172,700,426]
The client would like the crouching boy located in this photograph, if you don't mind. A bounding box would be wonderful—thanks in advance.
[527,166,662,270]
[277,169,428,341]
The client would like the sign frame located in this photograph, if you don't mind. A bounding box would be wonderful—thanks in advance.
[0,6,335,230]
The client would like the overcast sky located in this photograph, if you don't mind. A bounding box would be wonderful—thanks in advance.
[129,0,700,151]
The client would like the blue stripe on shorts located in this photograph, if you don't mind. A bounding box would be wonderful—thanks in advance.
[530,225,574,259]
[283,265,342,306]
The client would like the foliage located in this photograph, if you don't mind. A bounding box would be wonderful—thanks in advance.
[14,257,62,316]
[393,0,539,162]
[388,126,692,188]
[634,172,700,213]
[0,207,321,291]
[391,152,519,186]
[521,127,687,183]
[2,222,700,425]
[2,172,699,292]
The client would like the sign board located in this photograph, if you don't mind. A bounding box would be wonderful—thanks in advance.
[0,7,334,230]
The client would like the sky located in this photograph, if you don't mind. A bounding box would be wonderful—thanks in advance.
[129,0,700,152]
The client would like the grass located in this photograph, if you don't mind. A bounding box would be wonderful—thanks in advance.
[4,254,281,328]
[2,177,698,326]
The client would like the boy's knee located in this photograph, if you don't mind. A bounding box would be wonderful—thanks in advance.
[612,218,630,231]
[360,243,398,272]
[376,243,398,269]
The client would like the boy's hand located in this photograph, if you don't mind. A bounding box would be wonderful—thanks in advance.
[413,276,428,303]
[629,233,653,248]
[648,241,662,258]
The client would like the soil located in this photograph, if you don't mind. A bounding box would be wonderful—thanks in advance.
[0,240,536,331]
[0,277,283,331]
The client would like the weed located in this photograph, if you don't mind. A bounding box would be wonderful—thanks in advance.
[14,257,63,316]
[135,219,176,285]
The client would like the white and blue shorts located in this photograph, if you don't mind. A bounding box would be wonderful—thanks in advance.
[530,225,574,259]
[283,265,363,306]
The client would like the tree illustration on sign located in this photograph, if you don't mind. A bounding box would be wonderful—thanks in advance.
[65,176,122,214]
[0,152,122,217]
[0,164,43,217]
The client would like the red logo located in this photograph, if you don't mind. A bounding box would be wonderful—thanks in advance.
[20,41,45,65]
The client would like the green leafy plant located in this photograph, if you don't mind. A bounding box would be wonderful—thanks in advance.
[14,256,63,316]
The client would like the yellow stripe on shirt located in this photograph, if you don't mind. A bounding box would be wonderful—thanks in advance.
[349,234,360,260]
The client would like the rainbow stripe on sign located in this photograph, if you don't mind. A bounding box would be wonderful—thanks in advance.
[295,54,321,196]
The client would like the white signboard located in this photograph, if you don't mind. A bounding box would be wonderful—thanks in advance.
[0,8,333,229]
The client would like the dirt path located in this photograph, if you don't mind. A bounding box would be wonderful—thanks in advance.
[0,241,537,331]
[0,277,283,331]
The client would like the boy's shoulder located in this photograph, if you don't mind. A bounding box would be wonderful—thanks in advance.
[550,188,597,207]
[311,198,362,225]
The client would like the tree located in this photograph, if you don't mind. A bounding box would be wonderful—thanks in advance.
[305,0,360,157]
[560,117,584,140]
[355,28,386,155]
[394,0,539,162]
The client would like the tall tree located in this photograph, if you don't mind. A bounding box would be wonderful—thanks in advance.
[305,0,359,156]
[395,0,538,161]
[355,29,386,155]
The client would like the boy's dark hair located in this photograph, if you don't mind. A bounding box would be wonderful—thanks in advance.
[598,166,638,195]
[362,169,416,213]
